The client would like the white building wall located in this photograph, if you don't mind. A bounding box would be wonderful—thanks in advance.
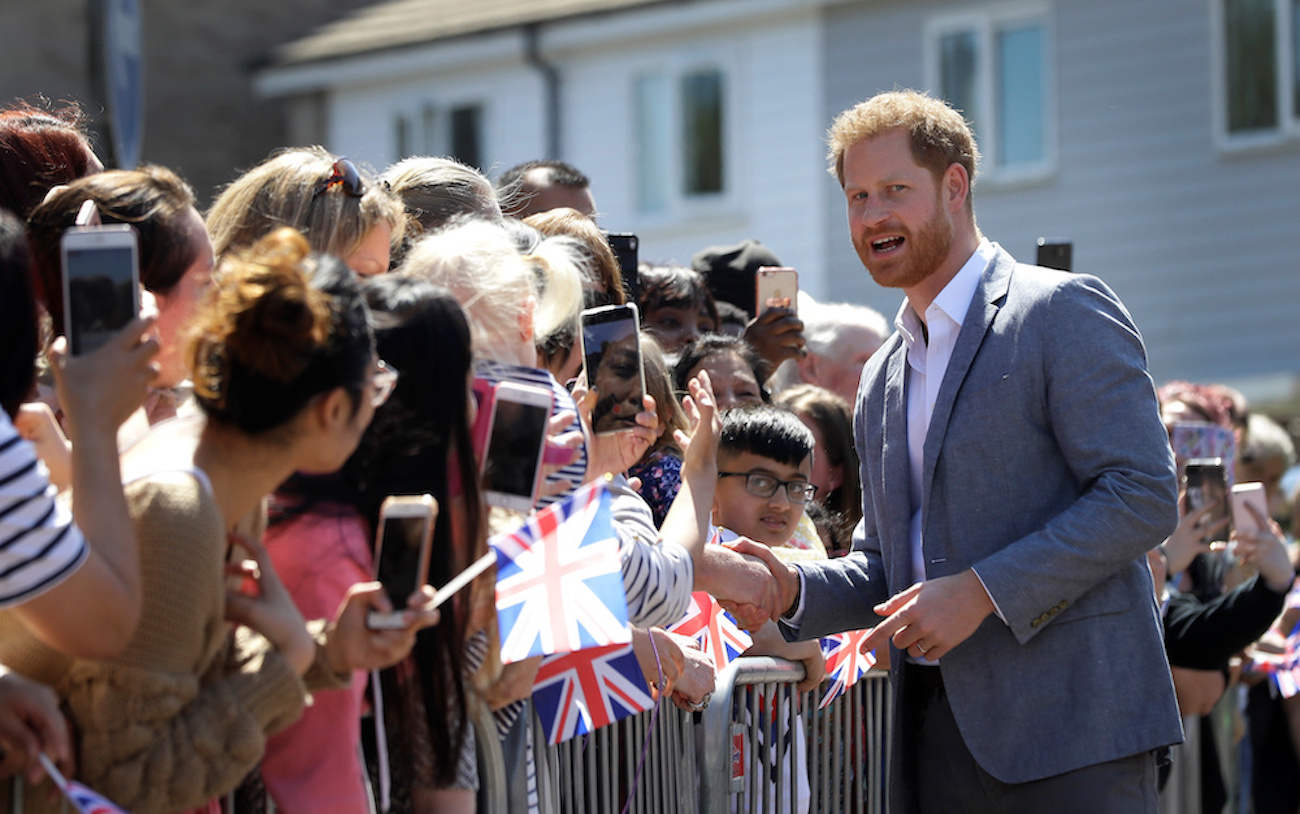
[553,4,828,296]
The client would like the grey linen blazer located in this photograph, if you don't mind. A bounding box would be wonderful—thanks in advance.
[788,247,1183,789]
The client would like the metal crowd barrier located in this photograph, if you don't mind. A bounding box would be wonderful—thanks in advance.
[519,656,891,814]
[532,700,699,813]
[0,665,1205,814]
[1159,715,1202,814]
[698,657,891,814]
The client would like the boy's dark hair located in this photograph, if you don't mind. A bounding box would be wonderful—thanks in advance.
[719,404,814,468]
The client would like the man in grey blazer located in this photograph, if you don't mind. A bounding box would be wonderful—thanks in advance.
[733,90,1183,812]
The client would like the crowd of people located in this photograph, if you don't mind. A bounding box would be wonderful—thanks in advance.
[0,89,1296,814]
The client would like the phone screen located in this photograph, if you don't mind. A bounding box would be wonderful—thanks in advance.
[1184,459,1230,543]
[64,242,137,354]
[1035,239,1073,272]
[483,397,550,500]
[375,513,430,609]
[605,232,639,300]
[582,307,643,434]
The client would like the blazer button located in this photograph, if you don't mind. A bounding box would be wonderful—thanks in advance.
[1031,618,1040,628]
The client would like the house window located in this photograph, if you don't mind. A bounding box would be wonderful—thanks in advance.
[392,102,485,170]
[635,67,726,214]
[928,7,1052,178]
[1219,0,1299,138]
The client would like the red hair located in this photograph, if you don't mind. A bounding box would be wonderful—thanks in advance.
[0,100,97,218]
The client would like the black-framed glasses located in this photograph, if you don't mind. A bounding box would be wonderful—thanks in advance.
[312,158,366,200]
[718,471,817,504]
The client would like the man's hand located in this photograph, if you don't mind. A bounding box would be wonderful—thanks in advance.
[722,538,800,623]
[695,544,786,630]
[860,570,995,661]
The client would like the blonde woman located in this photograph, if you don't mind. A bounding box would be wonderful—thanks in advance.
[207,147,404,277]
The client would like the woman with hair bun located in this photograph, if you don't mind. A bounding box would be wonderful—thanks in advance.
[0,229,435,814]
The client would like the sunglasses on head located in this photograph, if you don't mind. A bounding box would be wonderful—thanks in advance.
[312,158,366,200]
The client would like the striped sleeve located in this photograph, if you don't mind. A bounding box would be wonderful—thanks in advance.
[609,476,694,628]
[0,411,88,607]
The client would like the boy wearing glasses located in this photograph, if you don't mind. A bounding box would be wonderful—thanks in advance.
[711,405,825,813]
[713,406,825,559]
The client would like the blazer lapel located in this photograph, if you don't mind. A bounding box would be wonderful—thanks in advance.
[920,250,1013,515]
[880,339,912,586]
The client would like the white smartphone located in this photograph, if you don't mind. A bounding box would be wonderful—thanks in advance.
[368,494,437,630]
[580,303,644,435]
[60,224,140,355]
[755,266,798,316]
[1230,482,1269,537]
[481,381,554,512]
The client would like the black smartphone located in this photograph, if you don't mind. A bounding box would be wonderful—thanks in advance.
[368,494,437,630]
[480,380,553,512]
[1184,458,1231,544]
[60,224,140,355]
[580,303,645,435]
[604,232,639,300]
[1035,238,1073,272]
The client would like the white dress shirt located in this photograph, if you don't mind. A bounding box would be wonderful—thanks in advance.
[896,239,996,587]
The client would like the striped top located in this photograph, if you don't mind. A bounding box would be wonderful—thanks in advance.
[0,409,88,607]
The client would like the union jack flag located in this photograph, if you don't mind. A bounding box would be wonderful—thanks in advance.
[491,481,630,663]
[818,629,877,709]
[531,641,654,744]
[36,755,130,814]
[1274,622,1300,699]
[63,782,130,814]
[666,591,753,671]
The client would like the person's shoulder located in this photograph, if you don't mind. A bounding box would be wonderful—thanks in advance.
[124,469,221,531]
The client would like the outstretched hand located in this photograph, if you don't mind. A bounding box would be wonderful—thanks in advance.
[859,570,994,662]
[697,542,786,631]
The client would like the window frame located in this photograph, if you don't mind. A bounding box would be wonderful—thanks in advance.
[1211,0,1300,151]
[632,59,735,221]
[923,1,1057,187]
[391,99,487,169]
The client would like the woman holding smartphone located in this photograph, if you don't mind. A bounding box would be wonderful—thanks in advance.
[264,276,485,813]
[0,229,435,814]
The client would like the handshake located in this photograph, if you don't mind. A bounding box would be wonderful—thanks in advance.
[696,539,801,631]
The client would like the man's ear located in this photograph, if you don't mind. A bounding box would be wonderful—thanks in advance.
[943,162,970,214]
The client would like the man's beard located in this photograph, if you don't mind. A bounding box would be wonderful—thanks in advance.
[855,204,953,292]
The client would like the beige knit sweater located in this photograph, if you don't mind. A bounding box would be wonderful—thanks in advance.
[0,471,309,814]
